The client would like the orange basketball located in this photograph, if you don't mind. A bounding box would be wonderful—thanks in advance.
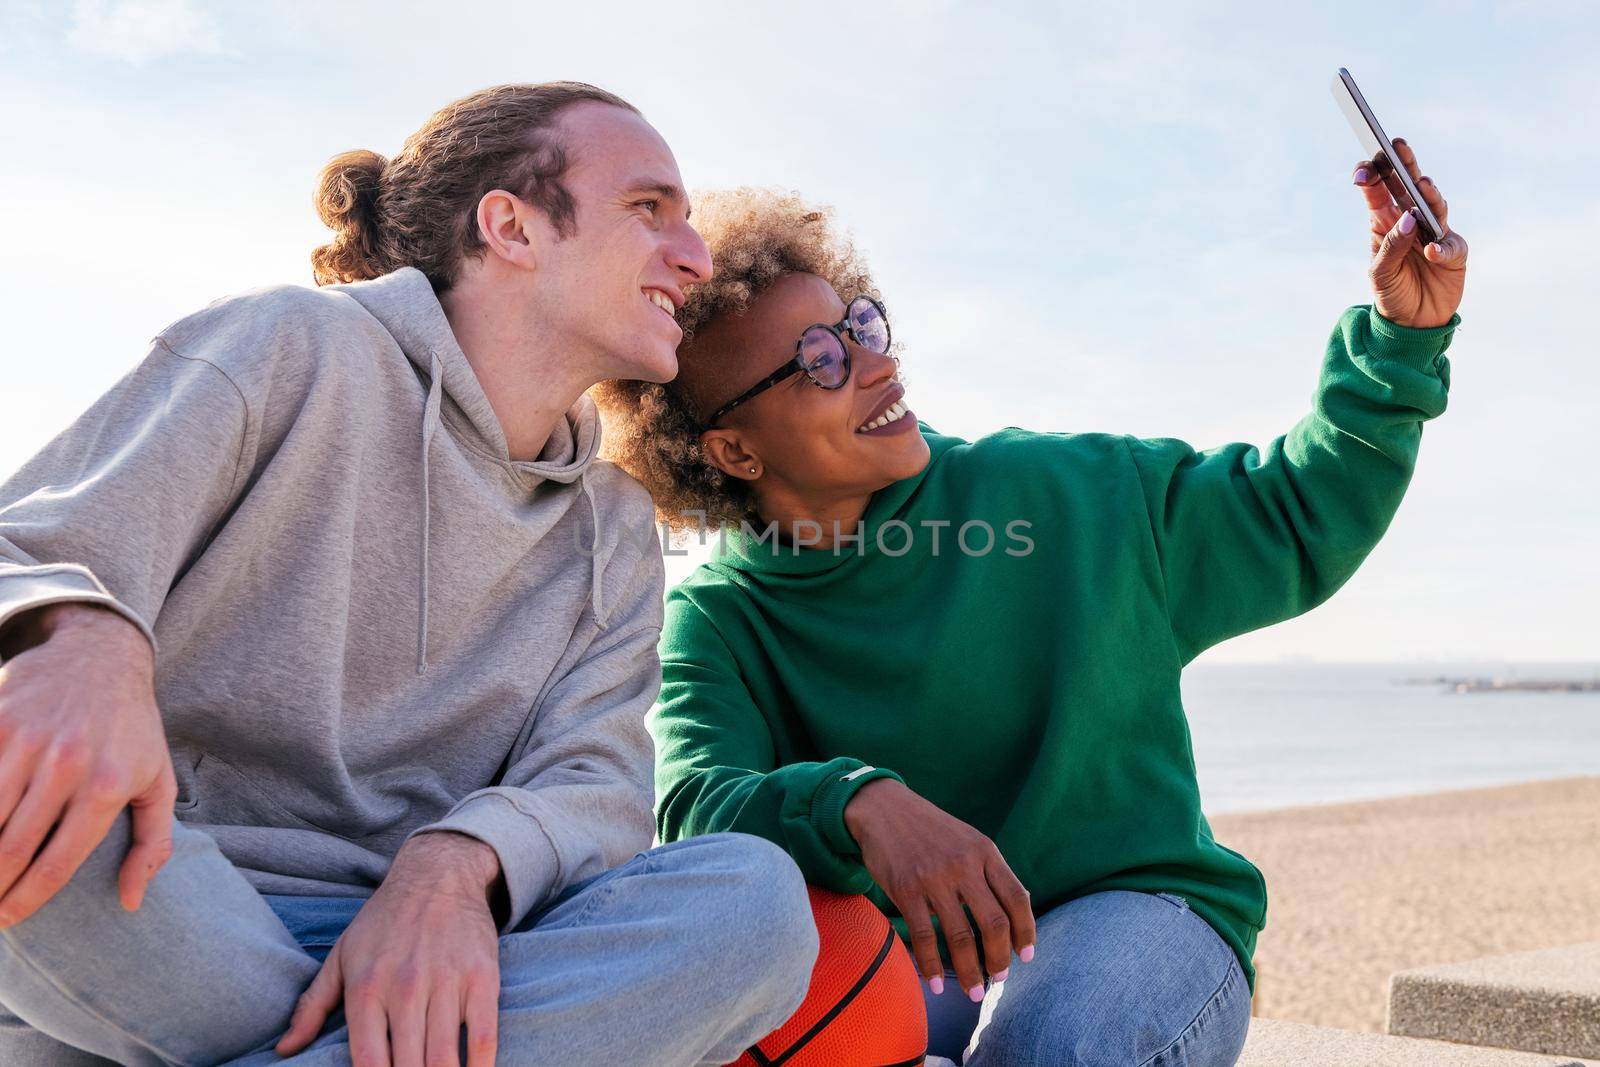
[733,886,927,1067]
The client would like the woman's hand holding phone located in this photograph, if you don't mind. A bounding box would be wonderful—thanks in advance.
[1356,137,1469,329]
[843,777,1036,1004]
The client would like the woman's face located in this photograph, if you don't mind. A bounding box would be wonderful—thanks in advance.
[687,273,932,510]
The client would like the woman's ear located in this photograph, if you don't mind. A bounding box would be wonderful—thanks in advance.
[699,429,762,481]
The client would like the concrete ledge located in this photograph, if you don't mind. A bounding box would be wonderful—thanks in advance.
[1240,1019,1599,1066]
[1388,942,1600,1060]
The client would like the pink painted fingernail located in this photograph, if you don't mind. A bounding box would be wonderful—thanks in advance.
[968,984,985,1003]
[1020,944,1035,963]
[1354,168,1369,184]
[1399,210,1417,235]
[993,968,1010,983]
[929,976,944,996]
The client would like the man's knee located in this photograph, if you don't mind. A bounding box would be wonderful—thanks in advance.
[668,834,818,998]
[0,812,140,950]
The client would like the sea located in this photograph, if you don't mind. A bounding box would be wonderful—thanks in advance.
[1181,662,1600,815]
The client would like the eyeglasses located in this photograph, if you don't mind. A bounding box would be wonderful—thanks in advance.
[702,295,892,427]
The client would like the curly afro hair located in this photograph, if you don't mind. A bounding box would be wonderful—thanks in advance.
[592,188,885,535]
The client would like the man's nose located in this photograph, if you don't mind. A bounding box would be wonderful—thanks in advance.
[667,223,713,285]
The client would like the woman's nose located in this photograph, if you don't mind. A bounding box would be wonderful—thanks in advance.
[854,345,898,387]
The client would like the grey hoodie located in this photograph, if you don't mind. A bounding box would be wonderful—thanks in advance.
[0,267,665,929]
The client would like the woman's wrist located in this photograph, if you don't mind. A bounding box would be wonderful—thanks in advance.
[842,776,907,847]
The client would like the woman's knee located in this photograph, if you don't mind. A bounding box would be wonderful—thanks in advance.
[1140,961,1251,1067]
[967,892,1249,1066]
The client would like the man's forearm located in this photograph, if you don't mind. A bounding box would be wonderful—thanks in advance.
[389,831,508,924]
[0,602,150,665]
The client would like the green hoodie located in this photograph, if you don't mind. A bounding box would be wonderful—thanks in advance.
[651,305,1456,986]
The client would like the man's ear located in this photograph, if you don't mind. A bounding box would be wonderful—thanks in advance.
[699,429,762,481]
[476,190,548,272]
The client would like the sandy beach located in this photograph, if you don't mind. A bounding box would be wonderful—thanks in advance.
[1208,776,1600,1032]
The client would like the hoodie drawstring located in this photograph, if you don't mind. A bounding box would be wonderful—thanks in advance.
[579,470,607,629]
[417,352,444,674]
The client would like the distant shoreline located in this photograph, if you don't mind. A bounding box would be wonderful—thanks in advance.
[1402,675,1600,693]
[1183,663,1600,815]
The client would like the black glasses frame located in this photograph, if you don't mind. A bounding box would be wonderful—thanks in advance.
[702,295,891,427]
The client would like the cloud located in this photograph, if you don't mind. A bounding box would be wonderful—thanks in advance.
[66,0,223,64]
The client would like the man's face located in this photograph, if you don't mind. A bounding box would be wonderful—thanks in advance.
[532,102,711,383]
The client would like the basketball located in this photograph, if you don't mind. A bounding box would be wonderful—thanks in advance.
[733,886,927,1067]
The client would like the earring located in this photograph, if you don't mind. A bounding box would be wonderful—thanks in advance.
[748,467,757,474]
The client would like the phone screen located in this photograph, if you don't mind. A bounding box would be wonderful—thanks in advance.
[1331,69,1444,244]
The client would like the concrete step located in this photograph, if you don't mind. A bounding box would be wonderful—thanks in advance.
[1240,1018,1599,1066]
[1388,941,1600,1060]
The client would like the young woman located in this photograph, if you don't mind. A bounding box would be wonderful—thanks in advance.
[596,142,1467,1065]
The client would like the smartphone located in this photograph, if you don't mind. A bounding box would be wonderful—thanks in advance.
[1331,68,1444,245]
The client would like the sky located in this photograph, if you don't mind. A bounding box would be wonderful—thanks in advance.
[0,0,1595,664]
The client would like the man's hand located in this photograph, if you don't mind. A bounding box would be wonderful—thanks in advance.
[277,832,503,1067]
[1357,137,1469,329]
[843,778,1035,1004]
[0,603,175,925]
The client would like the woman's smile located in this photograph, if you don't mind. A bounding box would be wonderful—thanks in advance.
[855,400,918,436]
[854,383,917,436]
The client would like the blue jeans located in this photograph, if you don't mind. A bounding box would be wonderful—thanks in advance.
[0,814,818,1066]
[923,890,1251,1066]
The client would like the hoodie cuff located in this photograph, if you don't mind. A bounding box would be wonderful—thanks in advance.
[812,763,905,858]
[0,565,156,655]
[408,792,560,932]
[1366,305,1460,370]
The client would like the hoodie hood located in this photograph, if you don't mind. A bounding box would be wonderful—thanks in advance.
[335,267,603,480]
[336,267,612,671]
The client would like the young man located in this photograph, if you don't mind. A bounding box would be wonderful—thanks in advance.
[0,83,817,1066]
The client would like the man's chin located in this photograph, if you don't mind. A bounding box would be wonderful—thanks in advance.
[617,346,679,385]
